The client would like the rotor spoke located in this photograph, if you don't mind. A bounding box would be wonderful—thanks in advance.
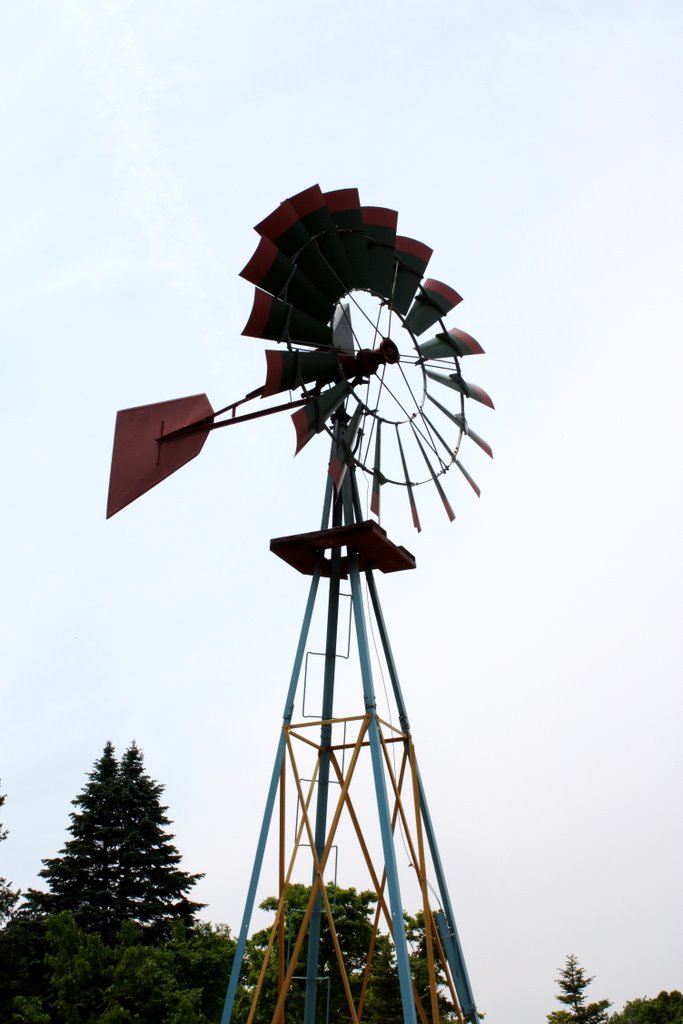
[374,376,442,462]
[359,363,385,467]
[421,410,460,469]
[396,361,444,464]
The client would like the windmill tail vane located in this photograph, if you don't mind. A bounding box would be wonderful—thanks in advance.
[107,183,492,1024]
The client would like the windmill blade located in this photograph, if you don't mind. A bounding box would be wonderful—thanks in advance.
[255,199,311,254]
[262,349,343,397]
[333,302,356,355]
[425,369,495,409]
[404,279,463,336]
[242,289,333,347]
[426,394,494,458]
[324,188,371,291]
[106,394,214,518]
[240,236,334,324]
[421,410,458,465]
[329,404,364,493]
[287,184,355,292]
[291,380,352,454]
[370,420,383,518]
[256,196,344,302]
[391,236,433,315]
[452,413,493,459]
[418,327,484,360]
[412,428,455,522]
[455,459,481,497]
[361,206,398,299]
[396,426,421,532]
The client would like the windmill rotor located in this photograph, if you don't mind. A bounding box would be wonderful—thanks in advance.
[239,183,494,528]
[107,183,493,527]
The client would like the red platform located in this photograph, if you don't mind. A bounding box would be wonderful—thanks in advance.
[270,520,416,576]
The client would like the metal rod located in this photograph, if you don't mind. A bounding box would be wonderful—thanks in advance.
[417,767,480,1022]
[303,489,343,1024]
[158,395,309,444]
[278,759,285,1024]
[408,742,440,1024]
[220,566,321,1024]
[245,748,321,1024]
[345,539,417,1024]
[270,720,369,1024]
[363,569,412,736]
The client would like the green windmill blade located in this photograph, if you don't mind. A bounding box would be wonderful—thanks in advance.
[404,278,463,336]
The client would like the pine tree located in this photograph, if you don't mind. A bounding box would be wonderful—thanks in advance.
[26,743,204,941]
[548,954,611,1024]
[0,782,19,924]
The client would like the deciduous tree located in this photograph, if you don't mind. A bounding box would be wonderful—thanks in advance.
[610,991,683,1024]
[235,884,456,1024]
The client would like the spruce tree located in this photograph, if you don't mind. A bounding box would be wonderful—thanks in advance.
[548,954,611,1024]
[26,743,204,941]
[114,743,203,935]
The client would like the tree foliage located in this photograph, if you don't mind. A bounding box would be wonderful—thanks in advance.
[25,743,204,942]
[0,783,19,924]
[3,912,235,1024]
[549,955,611,1024]
[235,884,455,1024]
[610,992,683,1024]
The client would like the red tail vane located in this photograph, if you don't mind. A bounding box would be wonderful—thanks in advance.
[106,394,214,518]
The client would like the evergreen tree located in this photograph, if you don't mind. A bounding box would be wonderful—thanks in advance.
[25,742,204,941]
[114,743,204,936]
[0,783,20,924]
[548,955,611,1024]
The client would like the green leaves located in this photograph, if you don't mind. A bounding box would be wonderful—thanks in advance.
[35,913,235,1024]
[609,992,683,1024]
[236,886,458,1024]
[0,783,20,925]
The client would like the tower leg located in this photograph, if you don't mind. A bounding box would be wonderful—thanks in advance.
[418,770,479,1023]
[347,551,418,1024]
[303,524,343,1024]
[221,568,322,1024]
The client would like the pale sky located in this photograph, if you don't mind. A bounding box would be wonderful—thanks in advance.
[2,2,682,1022]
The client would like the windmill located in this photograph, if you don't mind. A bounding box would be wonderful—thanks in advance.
[107,184,493,1024]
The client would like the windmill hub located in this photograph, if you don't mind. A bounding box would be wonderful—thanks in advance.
[349,336,400,379]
